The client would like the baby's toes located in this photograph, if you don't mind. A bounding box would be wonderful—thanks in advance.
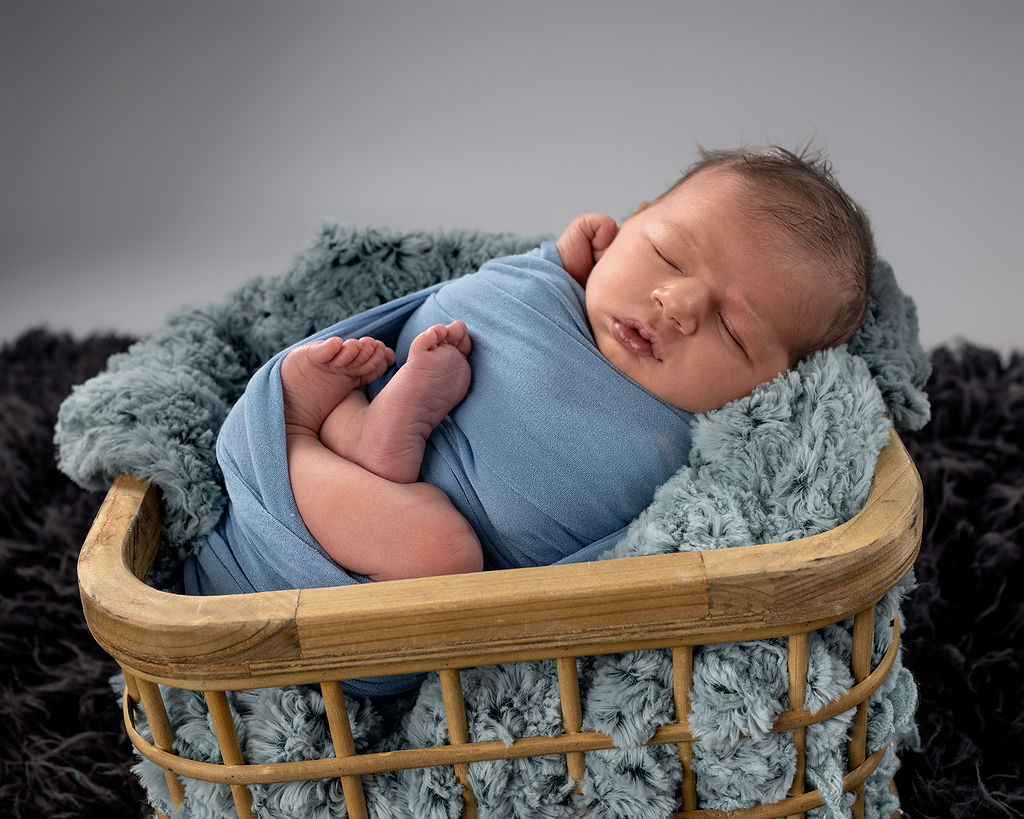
[338,338,392,381]
[445,321,472,356]
[303,337,346,366]
[363,340,396,380]
[335,337,372,368]
[410,324,448,355]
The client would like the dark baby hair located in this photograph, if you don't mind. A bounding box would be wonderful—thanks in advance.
[671,144,875,352]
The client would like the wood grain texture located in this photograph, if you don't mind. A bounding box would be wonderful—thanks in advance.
[78,428,922,691]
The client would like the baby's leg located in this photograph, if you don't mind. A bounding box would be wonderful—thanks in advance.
[320,321,472,484]
[287,434,482,580]
[283,326,481,581]
[280,336,394,437]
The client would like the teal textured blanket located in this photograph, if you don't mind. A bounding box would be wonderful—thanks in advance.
[56,222,930,818]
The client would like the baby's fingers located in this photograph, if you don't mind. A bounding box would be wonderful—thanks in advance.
[557,213,619,285]
[580,213,618,257]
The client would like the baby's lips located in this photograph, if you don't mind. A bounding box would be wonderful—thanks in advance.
[637,322,663,361]
[612,318,661,360]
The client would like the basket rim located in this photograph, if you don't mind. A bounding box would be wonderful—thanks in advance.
[78,428,922,689]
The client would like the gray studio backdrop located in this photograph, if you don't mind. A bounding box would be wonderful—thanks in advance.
[3,1,1022,353]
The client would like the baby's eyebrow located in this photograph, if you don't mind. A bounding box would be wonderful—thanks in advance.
[652,219,702,260]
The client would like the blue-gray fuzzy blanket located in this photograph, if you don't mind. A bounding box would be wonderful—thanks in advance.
[54,223,931,818]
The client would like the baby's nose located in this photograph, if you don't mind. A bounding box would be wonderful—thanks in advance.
[652,279,711,335]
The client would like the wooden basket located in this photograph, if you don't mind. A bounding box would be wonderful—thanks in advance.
[78,428,922,819]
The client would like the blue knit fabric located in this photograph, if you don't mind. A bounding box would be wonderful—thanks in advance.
[185,242,692,601]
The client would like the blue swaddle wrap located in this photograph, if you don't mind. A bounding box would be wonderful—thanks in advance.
[185,243,694,693]
[184,284,444,597]
[382,242,695,569]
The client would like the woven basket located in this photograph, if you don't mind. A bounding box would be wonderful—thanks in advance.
[78,428,920,819]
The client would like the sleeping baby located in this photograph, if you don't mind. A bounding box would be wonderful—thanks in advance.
[186,145,875,598]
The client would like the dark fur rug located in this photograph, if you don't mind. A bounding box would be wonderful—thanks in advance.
[1,328,1021,818]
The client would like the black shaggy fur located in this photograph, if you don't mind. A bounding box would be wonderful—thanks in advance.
[0,329,1020,818]
[899,345,1024,817]
[0,329,145,818]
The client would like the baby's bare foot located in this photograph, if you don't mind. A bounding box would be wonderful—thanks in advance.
[281,336,394,436]
[349,321,472,483]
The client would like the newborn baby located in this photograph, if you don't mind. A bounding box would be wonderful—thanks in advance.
[271,146,875,582]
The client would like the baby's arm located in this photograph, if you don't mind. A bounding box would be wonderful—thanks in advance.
[556,213,618,287]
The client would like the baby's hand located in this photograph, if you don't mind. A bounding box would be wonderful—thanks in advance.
[556,213,618,287]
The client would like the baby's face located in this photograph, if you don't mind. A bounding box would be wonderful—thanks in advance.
[585,168,834,413]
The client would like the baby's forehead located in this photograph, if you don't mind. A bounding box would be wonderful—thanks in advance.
[660,168,785,235]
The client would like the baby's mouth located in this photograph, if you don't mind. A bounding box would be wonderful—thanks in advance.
[611,319,661,361]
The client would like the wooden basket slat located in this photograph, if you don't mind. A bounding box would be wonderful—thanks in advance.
[81,429,922,817]
[79,430,921,691]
